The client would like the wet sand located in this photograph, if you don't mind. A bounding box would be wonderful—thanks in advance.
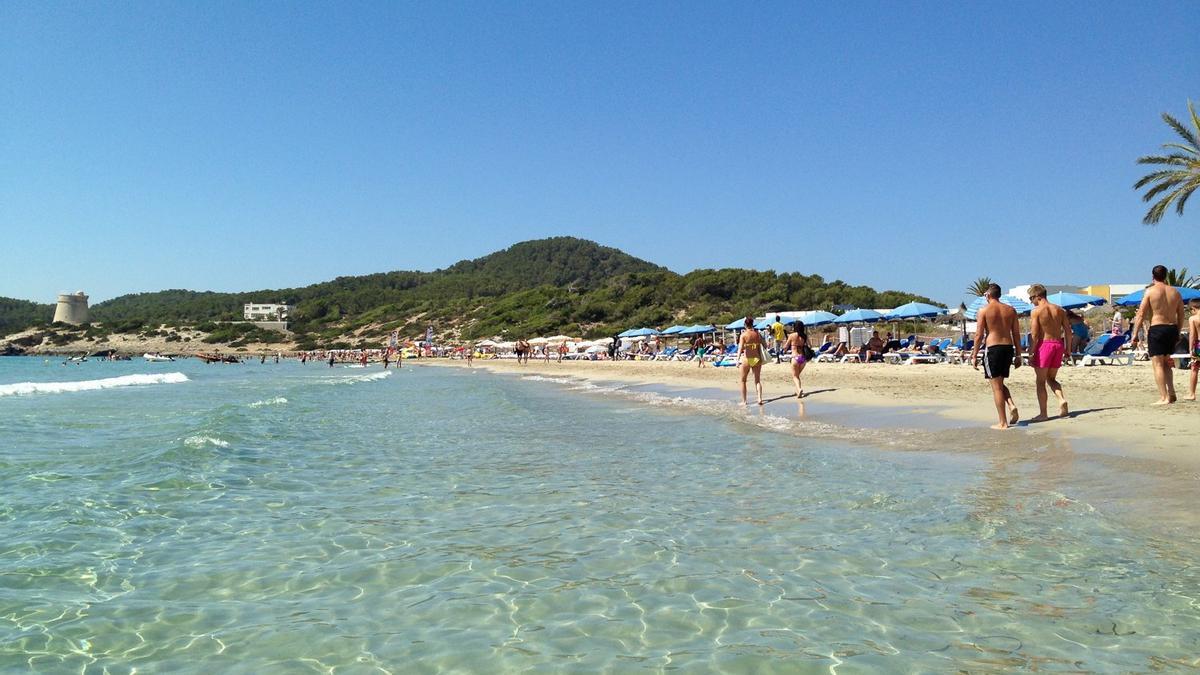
[429,357,1200,467]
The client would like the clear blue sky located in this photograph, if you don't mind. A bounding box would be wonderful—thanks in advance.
[2,2,1196,307]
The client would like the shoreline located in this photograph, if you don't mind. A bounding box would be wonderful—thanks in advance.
[424,357,1200,468]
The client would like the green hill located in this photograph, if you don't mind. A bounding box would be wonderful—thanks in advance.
[0,297,54,335]
[2,237,940,347]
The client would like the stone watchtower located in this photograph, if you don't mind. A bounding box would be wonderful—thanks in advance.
[53,291,89,325]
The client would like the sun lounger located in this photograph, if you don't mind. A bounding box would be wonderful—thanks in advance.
[1076,334,1130,366]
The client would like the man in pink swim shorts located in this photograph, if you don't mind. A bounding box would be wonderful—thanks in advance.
[1028,284,1071,421]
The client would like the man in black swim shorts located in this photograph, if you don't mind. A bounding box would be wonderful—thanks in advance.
[1131,264,1186,404]
[970,283,1023,429]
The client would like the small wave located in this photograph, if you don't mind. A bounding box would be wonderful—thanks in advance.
[184,435,230,448]
[0,372,190,397]
[320,370,392,385]
[249,397,288,407]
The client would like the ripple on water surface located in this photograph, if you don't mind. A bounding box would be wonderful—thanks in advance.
[0,359,1198,671]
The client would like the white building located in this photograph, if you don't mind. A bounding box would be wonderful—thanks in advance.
[1007,284,1080,303]
[243,303,294,321]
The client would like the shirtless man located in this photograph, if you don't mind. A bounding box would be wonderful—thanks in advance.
[1187,299,1200,401]
[737,316,766,406]
[1130,265,1186,405]
[970,283,1022,429]
[1027,284,1070,421]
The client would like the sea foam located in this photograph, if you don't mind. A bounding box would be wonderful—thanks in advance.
[249,397,288,407]
[0,372,190,397]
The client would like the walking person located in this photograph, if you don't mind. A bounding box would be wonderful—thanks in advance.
[1186,299,1200,401]
[1027,284,1070,421]
[736,316,766,406]
[1130,265,1186,405]
[970,283,1022,429]
[693,334,708,368]
[785,321,811,398]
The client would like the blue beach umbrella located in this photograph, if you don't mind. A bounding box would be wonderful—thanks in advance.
[1045,292,1106,310]
[679,324,716,336]
[788,310,839,326]
[1114,286,1200,307]
[660,325,688,335]
[884,302,947,321]
[724,318,749,330]
[963,295,1034,320]
[834,308,886,324]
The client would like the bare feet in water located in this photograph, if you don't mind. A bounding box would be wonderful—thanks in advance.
[990,423,1010,430]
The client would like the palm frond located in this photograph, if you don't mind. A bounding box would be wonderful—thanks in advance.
[1137,153,1199,167]
[1174,176,1199,215]
[1162,143,1200,157]
[1141,176,1185,203]
[1162,112,1200,150]
[1133,169,1189,190]
[1144,182,1192,224]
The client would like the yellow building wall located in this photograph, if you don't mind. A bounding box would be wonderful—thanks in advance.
[1079,284,1111,302]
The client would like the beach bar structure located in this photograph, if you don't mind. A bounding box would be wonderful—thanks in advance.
[53,291,89,325]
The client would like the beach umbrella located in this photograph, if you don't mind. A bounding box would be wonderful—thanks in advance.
[1045,292,1106,310]
[723,318,746,330]
[475,339,498,347]
[884,302,947,321]
[623,327,661,337]
[1114,286,1200,307]
[661,325,688,335]
[527,337,549,345]
[786,310,838,326]
[585,345,606,354]
[963,295,1033,320]
[545,335,576,343]
[834,308,886,324]
[679,324,715,335]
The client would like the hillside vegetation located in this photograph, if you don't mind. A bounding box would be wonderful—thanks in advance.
[2,237,939,348]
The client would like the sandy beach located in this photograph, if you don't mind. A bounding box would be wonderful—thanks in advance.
[429,356,1200,466]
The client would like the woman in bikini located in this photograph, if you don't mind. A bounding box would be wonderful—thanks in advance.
[737,316,766,405]
[786,320,810,398]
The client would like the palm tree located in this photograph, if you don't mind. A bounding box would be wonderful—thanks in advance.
[1165,267,1200,289]
[965,277,994,297]
[1134,100,1200,224]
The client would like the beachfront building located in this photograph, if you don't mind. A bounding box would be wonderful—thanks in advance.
[53,291,89,325]
[1079,284,1144,305]
[1006,284,1079,303]
[243,303,294,321]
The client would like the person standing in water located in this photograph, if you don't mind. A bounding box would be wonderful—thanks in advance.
[784,320,810,398]
[737,316,766,406]
[328,353,335,368]
[1131,264,1186,405]
[970,283,1022,429]
[1027,284,1070,421]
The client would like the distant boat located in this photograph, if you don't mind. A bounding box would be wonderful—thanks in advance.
[143,353,175,362]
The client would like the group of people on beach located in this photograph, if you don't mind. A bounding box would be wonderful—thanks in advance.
[729,264,1199,429]
[965,265,1196,429]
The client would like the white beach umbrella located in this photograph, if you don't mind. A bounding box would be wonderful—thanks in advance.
[475,339,498,347]
[527,337,549,346]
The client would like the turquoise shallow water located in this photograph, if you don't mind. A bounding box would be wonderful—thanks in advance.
[1,356,1198,672]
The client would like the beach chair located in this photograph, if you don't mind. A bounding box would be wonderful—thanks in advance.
[654,347,678,361]
[1076,334,1131,366]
